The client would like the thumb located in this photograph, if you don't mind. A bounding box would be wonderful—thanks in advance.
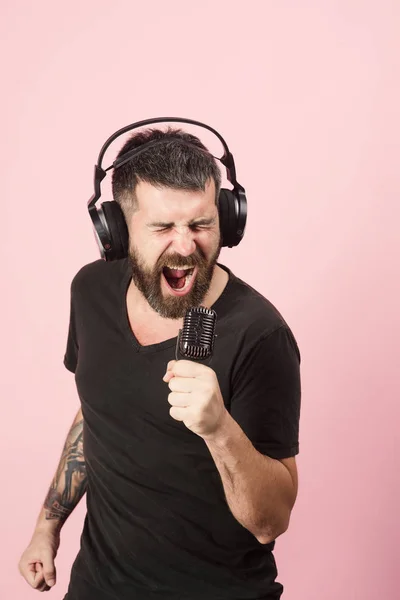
[26,562,42,588]
[42,552,56,587]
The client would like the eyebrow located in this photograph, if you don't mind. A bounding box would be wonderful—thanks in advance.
[148,217,216,228]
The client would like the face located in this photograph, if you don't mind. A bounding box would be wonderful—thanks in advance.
[127,179,222,319]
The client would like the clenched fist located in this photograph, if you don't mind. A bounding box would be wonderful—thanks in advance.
[18,530,60,592]
[163,359,229,439]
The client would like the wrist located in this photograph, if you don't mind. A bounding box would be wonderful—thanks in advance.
[34,509,64,537]
[202,410,235,445]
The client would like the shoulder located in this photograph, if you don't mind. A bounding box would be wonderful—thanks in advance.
[220,263,301,363]
[70,257,128,294]
[222,264,290,334]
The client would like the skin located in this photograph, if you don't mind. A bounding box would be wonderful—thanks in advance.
[126,178,224,320]
[163,358,229,438]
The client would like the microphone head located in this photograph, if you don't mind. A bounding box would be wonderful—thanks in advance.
[177,306,217,360]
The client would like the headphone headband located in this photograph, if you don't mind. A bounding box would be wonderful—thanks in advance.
[96,117,230,167]
[109,137,221,172]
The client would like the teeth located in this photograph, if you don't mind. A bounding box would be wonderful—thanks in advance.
[165,265,193,270]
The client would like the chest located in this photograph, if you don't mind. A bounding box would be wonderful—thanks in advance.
[127,303,183,346]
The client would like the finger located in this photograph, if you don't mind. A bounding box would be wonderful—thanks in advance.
[37,578,51,592]
[41,552,56,587]
[38,583,51,592]
[169,405,186,421]
[32,571,45,589]
[24,562,42,588]
[169,360,210,379]
[162,370,175,383]
[34,562,49,590]
[168,391,190,407]
[168,376,194,393]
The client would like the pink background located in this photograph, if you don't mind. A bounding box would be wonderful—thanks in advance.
[2,1,399,598]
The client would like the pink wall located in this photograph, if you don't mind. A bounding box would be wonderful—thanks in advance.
[2,1,399,598]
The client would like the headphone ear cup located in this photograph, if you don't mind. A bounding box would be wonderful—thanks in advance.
[218,188,238,248]
[101,201,130,260]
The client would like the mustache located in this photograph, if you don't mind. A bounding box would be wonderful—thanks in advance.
[157,254,205,270]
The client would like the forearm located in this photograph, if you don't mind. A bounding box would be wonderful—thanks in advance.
[35,409,87,535]
[203,412,294,544]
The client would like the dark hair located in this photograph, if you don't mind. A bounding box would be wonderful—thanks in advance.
[111,127,221,219]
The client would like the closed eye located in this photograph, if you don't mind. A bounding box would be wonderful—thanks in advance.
[191,224,212,230]
[155,225,211,233]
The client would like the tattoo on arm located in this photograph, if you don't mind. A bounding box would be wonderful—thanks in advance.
[44,419,87,522]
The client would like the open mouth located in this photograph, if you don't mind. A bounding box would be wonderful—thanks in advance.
[162,266,196,294]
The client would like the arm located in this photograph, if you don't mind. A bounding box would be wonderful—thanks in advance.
[204,412,298,544]
[203,325,301,544]
[35,407,87,535]
[164,324,301,545]
[19,407,87,591]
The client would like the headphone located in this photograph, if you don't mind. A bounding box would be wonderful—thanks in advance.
[87,117,247,261]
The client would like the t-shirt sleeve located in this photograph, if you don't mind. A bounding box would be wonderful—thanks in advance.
[63,278,79,374]
[230,325,301,460]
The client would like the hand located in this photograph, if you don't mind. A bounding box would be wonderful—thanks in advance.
[163,360,229,439]
[18,529,60,592]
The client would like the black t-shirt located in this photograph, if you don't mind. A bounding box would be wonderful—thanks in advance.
[63,258,301,600]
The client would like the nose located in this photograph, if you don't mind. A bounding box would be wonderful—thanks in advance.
[170,227,197,257]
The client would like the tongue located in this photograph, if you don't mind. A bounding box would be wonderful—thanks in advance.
[171,276,186,289]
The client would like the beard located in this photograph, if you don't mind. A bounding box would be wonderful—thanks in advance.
[127,239,222,320]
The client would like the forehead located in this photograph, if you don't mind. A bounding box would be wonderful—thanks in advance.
[136,180,217,221]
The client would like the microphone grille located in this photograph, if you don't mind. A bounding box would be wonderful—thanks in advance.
[179,306,217,360]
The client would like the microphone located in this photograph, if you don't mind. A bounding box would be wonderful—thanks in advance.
[175,306,218,363]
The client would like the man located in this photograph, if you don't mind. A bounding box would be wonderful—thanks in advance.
[18,126,301,599]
